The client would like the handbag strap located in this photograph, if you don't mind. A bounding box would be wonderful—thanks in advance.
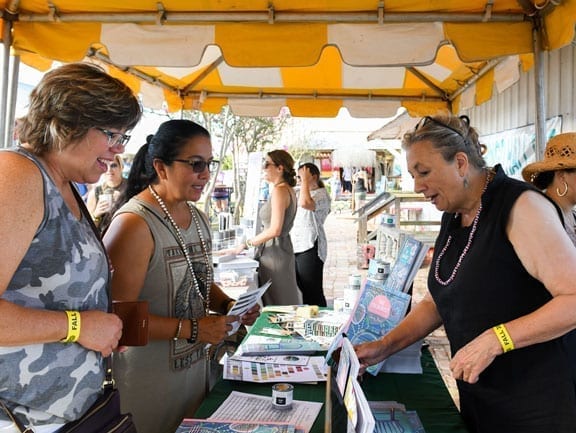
[70,184,114,386]
[0,400,32,433]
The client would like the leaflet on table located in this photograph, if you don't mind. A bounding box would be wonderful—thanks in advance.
[176,419,297,433]
[235,334,322,356]
[332,279,412,376]
[227,279,272,335]
[223,355,328,383]
[208,390,323,433]
[229,351,311,366]
[369,401,426,433]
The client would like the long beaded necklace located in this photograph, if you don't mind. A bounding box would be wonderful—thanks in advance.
[148,185,211,315]
[434,170,491,286]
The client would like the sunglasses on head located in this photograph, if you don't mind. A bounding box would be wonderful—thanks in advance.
[173,158,220,173]
[415,115,471,146]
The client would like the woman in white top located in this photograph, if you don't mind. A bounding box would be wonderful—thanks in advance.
[290,163,331,306]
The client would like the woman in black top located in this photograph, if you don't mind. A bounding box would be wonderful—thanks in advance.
[355,113,576,433]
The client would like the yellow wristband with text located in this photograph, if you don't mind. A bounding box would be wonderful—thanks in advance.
[493,324,514,353]
[61,311,81,343]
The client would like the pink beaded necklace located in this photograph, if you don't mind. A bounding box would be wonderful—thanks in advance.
[434,170,492,286]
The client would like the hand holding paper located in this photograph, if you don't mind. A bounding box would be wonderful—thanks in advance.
[227,280,271,335]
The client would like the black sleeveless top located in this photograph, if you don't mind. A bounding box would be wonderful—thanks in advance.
[428,165,576,433]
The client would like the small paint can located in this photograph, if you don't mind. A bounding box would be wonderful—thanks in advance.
[272,383,294,410]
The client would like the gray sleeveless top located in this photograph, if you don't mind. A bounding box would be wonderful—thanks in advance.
[113,197,211,367]
[0,148,109,426]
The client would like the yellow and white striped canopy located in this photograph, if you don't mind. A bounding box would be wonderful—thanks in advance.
[2,0,575,117]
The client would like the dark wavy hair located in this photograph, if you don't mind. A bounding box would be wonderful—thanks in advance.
[18,63,141,155]
[268,149,297,187]
[115,119,211,207]
[402,113,486,170]
[298,162,325,188]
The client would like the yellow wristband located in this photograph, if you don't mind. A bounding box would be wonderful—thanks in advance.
[61,311,81,343]
[493,324,514,353]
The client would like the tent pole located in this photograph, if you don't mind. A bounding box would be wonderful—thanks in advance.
[532,19,546,159]
[1,20,12,148]
[6,54,20,146]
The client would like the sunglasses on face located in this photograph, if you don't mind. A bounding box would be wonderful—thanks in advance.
[95,127,131,149]
[173,158,220,173]
[263,161,277,169]
[107,163,119,170]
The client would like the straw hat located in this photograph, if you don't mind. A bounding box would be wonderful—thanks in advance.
[522,133,576,184]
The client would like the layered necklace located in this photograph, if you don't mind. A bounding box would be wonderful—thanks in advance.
[434,170,492,286]
[148,185,211,315]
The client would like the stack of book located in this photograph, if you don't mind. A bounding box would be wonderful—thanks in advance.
[334,235,429,375]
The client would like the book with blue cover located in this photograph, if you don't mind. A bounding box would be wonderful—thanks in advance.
[345,279,412,375]
[384,236,428,293]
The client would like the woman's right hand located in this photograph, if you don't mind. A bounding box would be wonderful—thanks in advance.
[197,314,239,345]
[77,310,123,357]
[354,339,388,375]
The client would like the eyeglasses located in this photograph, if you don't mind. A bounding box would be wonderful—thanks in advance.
[173,158,220,173]
[263,161,277,169]
[107,163,119,170]
[415,115,470,146]
[95,127,131,149]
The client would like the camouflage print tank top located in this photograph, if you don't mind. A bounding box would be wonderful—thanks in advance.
[0,148,109,427]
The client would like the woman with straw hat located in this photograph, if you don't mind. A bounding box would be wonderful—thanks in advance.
[522,132,576,390]
[522,133,576,245]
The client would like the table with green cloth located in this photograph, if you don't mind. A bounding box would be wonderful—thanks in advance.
[195,311,469,433]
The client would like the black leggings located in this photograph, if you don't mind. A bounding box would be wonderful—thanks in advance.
[294,242,327,307]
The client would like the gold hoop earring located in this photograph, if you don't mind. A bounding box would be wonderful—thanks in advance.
[556,181,568,197]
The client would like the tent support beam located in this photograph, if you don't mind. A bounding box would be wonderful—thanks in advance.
[532,18,546,159]
[448,59,503,101]
[406,67,448,99]
[191,91,445,102]
[17,11,527,24]
[87,49,181,94]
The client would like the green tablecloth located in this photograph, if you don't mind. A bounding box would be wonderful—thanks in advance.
[195,311,469,433]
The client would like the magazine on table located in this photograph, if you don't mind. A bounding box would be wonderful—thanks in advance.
[176,419,298,433]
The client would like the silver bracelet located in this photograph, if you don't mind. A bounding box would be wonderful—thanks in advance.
[173,319,184,341]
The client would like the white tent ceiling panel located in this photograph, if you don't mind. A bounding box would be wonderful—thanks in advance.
[139,81,166,110]
[101,24,216,66]
[328,23,445,66]
[342,64,405,88]
[344,100,400,119]
[460,85,476,111]
[494,55,521,94]
[417,63,453,83]
[229,98,286,117]
[219,64,283,87]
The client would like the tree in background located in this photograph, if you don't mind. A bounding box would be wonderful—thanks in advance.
[180,106,289,225]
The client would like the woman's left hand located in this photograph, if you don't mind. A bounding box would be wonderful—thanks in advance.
[449,328,502,383]
[240,304,261,326]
